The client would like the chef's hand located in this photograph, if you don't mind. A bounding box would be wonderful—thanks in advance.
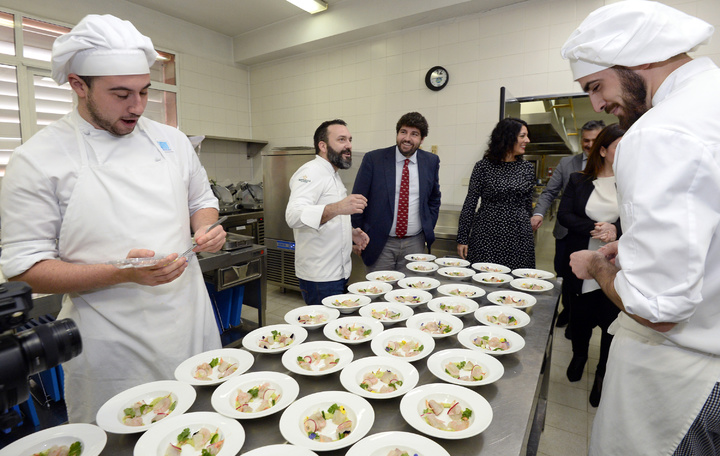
[598,240,619,265]
[457,244,468,259]
[590,222,616,243]
[352,228,369,250]
[569,249,603,280]
[194,223,227,253]
[530,215,543,231]
[337,194,368,215]
[123,249,188,286]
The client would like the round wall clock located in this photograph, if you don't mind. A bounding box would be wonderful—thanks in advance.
[425,66,449,91]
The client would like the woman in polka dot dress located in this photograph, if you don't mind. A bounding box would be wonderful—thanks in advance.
[456,117,536,270]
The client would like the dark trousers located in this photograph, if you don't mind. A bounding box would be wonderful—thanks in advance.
[298,278,347,306]
[569,288,620,376]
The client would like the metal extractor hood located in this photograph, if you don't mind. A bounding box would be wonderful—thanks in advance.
[522,111,576,155]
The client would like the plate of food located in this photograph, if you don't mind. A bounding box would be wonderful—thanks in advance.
[397,276,441,291]
[472,272,513,286]
[240,444,319,456]
[399,383,492,439]
[366,270,405,284]
[284,306,340,330]
[436,284,486,300]
[404,253,436,262]
[321,293,373,313]
[347,282,394,301]
[173,348,254,386]
[511,268,555,279]
[457,326,525,355]
[426,296,479,317]
[281,341,353,376]
[211,371,299,419]
[437,267,475,281]
[358,302,414,326]
[485,290,537,309]
[0,423,107,456]
[406,261,439,275]
[406,313,463,339]
[426,348,505,387]
[279,391,375,451]
[95,380,196,434]
[475,305,531,329]
[323,316,384,345]
[471,262,511,274]
[242,324,308,354]
[345,431,451,456]
[434,257,471,268]
[370,328,435,362]
[339,356,419,400]
[382,289,433,308]
[133,411,244,456]
[510,278,554,293]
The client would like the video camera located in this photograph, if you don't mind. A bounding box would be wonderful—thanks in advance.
[0,282,82,411]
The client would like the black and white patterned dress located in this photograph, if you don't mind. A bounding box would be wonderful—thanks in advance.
[457,158,536,270]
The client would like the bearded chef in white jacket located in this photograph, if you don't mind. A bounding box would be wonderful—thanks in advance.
[562,1,720,455]
[0,14,224,423]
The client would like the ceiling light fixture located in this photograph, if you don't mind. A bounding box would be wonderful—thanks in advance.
[286,0,328,14]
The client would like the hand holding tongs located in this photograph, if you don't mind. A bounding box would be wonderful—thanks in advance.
[179,216,227,258]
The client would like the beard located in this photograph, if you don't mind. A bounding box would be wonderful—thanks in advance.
[611,67,649,130]
[86,90,138,137]
[327,143,352,169]
[397,139,420,158]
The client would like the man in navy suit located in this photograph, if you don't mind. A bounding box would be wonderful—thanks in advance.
[351,112,441,272]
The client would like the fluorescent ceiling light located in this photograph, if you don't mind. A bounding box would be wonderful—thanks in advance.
[286,0,328,14]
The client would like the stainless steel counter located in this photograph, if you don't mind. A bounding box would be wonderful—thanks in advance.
[103,276,561,456]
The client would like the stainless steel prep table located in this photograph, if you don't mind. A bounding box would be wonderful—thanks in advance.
[102,276,560,456]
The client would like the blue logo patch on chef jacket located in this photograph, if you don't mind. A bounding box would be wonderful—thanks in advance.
[158,141,171,151]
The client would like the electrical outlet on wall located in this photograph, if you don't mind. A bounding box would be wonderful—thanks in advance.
[431,145,438,154]
[461,178,470,186]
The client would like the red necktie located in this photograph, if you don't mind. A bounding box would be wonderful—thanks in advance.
[396,159,409,238]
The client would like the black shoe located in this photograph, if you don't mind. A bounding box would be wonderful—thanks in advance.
[556,309,569,328]
[566,356,587,382]
[590,372,604,407]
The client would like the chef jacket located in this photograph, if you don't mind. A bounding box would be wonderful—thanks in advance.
[286,155,353,282]
[613,57,720,356]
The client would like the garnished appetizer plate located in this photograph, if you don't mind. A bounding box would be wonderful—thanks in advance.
[174,348,254,386]
[0,423,106,456]
[472,272,513,286]
[397,276,441,291]
[437,267,475,281]
[457,326,525,356]
[358,302,414,326]
[347,282,394,301]
[322,293,373,313]
[426,348,504,387]
[323,316,384,345]
[242,324,308,354]
[240,444,319,456]
[404,253,436,262]
[284,306,340,330]
[370,328,435,362]
[436,284,486,300]
[471,262,511,274]
[211,371,299,419]
[339,356,419,400]
[426,296,479,317]
[281,341,353,376]
[510,278,554,293]
[405,261,439,275]
[366,270,405,284]
[485,290,537,310]
[345,431,451,456]
[406,313,463,339]
[511,268,555,279]
[475,305,531,329]
[383,289,433,308]
[434,257,471,268]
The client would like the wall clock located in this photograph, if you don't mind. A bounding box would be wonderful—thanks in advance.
[425,66,449,91]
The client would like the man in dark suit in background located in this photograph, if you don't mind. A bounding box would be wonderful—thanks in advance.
[352,112,441,272]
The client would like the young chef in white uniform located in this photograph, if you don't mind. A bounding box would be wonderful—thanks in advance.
[0,14,225,423]
[562,2,720,454]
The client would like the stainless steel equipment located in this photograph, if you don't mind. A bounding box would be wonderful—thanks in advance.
[222,211,264,246]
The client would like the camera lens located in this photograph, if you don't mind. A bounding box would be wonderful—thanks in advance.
[16,318,82,375]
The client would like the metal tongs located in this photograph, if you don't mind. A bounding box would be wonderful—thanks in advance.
[179,216,227,258]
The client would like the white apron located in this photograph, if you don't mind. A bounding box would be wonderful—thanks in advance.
[590,312,720,455]
[57,114,221,423]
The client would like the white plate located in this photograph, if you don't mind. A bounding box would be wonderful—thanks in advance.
[242,324,308,354]
[510,278,555,293]
[339,356,419,399]
[279,391,375,452]
[397,276,441,291]
[485,290,537,309]
[472,272,513,286]
[434,257,471,267]
[406,261,439,274]
[370,327,435,362]
[345,431,451,456]
[346,282,394,301]
[471,262,511,274]
[511,268,556,279]
[211,371,299,419]
[457,326,525,355]
[475,305,531,329]
[173,348,254,386]
[436,284,486,300]
[281,341,353,376]
[400,383,492,439]
[382,289,433,308]
[358,302,414,326]
[406,313,463,339]
[323,316,384,345]
[426,348,505,387]
[321,293,373,313]
[284,306,340,329]
[133,411,244,456]
[437,267,475,280]
[404,253,436,262]
[241,444,319,456]
[365,270,405,284]
[96,380,197,434]
[0,423,107,456]
[426,296,479,317]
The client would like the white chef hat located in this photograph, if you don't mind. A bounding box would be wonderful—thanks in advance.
[51,14,158,85]
[561,0,714,80]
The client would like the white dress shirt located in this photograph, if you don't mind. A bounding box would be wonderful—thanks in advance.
[389,148,421,237]
[286,156,352,282]
[582,176,618,294]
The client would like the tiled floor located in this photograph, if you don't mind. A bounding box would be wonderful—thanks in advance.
[245,220,602,455]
